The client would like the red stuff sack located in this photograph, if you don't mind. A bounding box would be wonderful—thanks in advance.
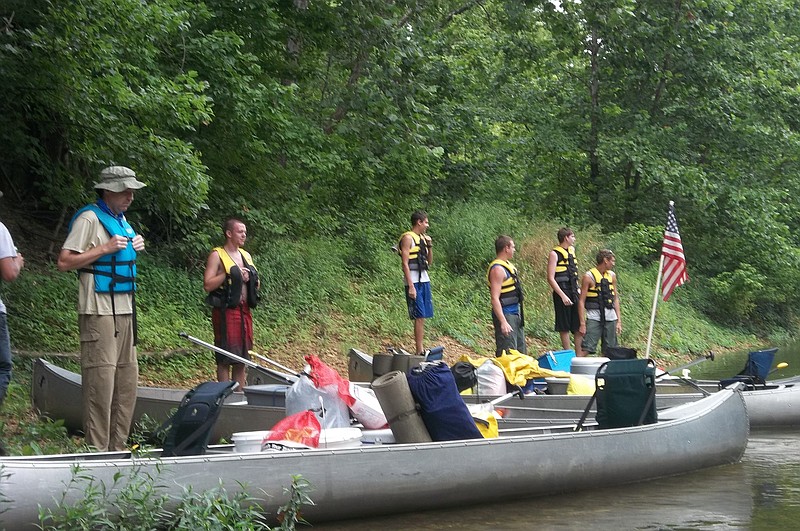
[265,411,321,448]
[306,355,355,407]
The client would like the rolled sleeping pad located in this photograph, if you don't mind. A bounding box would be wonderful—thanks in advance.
[390,352,424,374]
[372,370,432,443]
[372,353,394,380]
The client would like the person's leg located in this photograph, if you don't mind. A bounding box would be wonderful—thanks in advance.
[0,313,12,406]
[581,319,601,357]
[216,359,231,382]
[569,305,583,353]
[511,313,527,354]
[79,314,116,451]
[605,321,618,349]
[553,293,571,350]
[414,318,425,355]
[559,331,570,350]
[110,314,138,451]
[231,363,246,390]
[413,282,433,354]
[574,332,583,355]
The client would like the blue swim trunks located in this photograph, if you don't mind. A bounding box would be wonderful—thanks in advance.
[405,282,434,320]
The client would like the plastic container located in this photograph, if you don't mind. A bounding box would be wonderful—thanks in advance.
[537,349,576,372]
[319,427,363,449]
[231,430,270,453]
[544,377,570,395]
[570,356,610,376]
[360,428,396,445]
[242,384,290,407]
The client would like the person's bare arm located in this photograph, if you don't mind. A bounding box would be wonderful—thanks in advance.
[577,273,593,335]
[547,250,572,305]
[203,251,226,293]
[489,265,512,336]
[57,236,130,272]
[611,271,622,333]
[0,254,23,282]
[399,234,416,298]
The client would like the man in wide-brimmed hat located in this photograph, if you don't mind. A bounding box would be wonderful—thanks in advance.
[57,165,146,452]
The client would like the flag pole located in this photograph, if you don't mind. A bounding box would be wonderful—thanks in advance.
[645,254,665,359]
[646,199,674,358]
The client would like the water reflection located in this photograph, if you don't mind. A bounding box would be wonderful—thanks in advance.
[688,343,800,381]
[316,430,800,530]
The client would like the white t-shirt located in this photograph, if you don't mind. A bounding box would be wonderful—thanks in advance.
[62,209,134,315]
[0,222,18,314]
[586,308,617,322]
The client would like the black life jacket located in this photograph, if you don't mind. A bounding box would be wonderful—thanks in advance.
[553,245,579,297]
[584,267,615,310]
[206,247,259,309]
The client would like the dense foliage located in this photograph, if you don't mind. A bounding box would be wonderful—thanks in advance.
[2,0,800,325]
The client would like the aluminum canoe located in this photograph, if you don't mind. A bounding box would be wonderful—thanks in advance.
[0,386,748,529]
[349,348,800,428]
[31,358,288,442]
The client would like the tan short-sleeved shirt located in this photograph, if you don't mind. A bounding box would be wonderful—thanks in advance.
[62,209,134,315]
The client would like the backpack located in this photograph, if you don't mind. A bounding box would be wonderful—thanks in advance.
[160,380,237,457]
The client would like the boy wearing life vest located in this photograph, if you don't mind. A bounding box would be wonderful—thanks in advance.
[487,235,526,356]
[57,166,146,452]
[398,210,433,355]
[203,218,259,389]
[578,249,621,356]
[547,228,582,352]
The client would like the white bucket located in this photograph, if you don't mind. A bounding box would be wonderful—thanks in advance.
[319,427,362,449]
[231,430,270,453]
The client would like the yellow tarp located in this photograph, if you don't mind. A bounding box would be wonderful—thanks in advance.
[459,350,571,387]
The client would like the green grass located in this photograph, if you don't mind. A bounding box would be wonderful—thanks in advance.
[0,202,777,457]
[2,206,768,362]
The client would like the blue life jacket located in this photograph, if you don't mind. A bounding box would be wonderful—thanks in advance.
[70,203,138,293]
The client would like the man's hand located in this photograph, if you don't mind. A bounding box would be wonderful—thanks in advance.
[131,234,145,252]
[105,235,130,254]
[408,284,417,299]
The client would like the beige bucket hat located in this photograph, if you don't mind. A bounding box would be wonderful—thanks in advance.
[93,166,147,193]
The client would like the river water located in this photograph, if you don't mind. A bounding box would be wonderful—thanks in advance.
[316,344,800,530]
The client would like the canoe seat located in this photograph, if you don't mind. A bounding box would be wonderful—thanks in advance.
[595,359,657,429]
[719,347,778,390]
[159,380,237,457]
[575,359,657,431]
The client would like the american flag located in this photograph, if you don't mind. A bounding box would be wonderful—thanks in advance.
[661,203,688,301]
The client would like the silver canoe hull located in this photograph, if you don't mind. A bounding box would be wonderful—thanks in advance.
[1,387,749,529]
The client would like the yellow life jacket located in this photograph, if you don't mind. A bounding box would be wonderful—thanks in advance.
[398,230,428,271]
[584,267,614,310]
[486,259,522,307]
[553,245,579,296]
[206,247,259,309]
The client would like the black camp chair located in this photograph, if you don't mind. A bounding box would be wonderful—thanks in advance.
[159,380,237,457]
[718,347,778,390]
[575,359,657,431]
